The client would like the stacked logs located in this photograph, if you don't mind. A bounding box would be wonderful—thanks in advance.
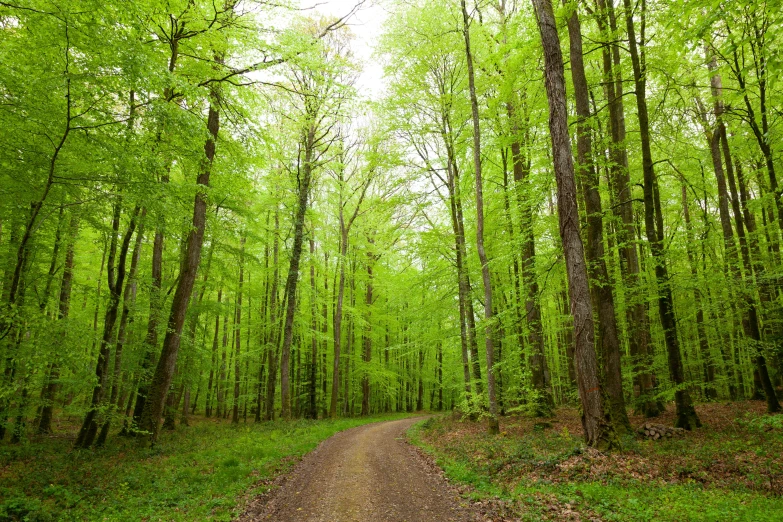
[637,422,686,440]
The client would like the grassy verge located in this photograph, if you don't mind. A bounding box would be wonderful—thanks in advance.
[0,413,411,521]
[409,402,783,521]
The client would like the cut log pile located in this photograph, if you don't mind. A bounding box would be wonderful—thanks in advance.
[637,422,686,440]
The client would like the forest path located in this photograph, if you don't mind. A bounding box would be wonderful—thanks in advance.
[240,416,478,522]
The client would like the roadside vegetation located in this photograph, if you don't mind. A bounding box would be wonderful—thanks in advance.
[0,414,408,521]
[411,403,783,521]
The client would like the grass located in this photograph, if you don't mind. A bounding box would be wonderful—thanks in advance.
[0,413,411,521]
[409,402,783,521]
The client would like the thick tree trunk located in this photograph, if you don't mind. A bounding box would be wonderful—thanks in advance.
[566,4,630,434]
[138,80,221,445]
[281,130,315,421]
[532,0,615,448]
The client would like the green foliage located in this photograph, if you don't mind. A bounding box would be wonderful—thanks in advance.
[0,414,408,521]
[412,412,783,521]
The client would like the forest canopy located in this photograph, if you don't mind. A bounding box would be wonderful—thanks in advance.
[0,0,782,453]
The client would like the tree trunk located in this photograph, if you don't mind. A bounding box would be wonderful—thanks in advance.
[330,226,349,418]
[206,287,222,417]
[232,234,245,423]
[265,207,281,421]
[532,0,615,448]
[565,3,630,434]
[96,209,146,446]
[281,128,315,421]
[361,239,376,416]
[308,237,319,419]
[138,76,221,445]
[594,0,661,418]
[622,0,700,429]
[76,202,141,449]
[461,0,499,435]
[38,214,79,434]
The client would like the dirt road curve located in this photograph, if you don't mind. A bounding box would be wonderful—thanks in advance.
[243,417,478,522]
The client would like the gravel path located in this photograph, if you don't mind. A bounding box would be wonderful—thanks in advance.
[241,417,478,522]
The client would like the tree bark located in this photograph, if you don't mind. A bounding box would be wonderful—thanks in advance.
[566,3,630,434]
[37,214,79,434]
[265,207,281,421]
[532,0,615,448]
[206,287,222,417]
[361,238,376,416]
[138,77,221,444]
[233,234,245,423]
[281,128,315,420]
[308,237,319,419]
[76,202,141,449]
[622,0,700,429]
[461,0,499,434]
[96,209,146,445]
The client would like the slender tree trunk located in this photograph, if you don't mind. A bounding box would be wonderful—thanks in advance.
[622,0,700,429]
[595,0,661,418]
[461,0,499,434]
[507,101,552,415]
[330,226,349,418]
[76,202,141,449]
[308,238,319,419]
[206,287,222,417]
[96,210,146,445]
[38,214,79,434]
[444,154,473,403]
[361,239,376,416]
[266,207,281,420]
[232,235,245,423]
[705,63,780,413]
[682,184,717,399]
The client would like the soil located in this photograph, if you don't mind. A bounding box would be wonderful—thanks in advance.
[239,417,481,522]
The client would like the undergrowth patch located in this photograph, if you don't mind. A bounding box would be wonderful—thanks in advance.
[0,413,410,521]
[410,402,783,521]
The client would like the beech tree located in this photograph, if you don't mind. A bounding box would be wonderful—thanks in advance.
[1,0,782,451]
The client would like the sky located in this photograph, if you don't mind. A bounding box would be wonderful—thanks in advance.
[304,0,389,98]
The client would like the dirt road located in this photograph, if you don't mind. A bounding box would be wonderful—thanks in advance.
[242,417,478,522]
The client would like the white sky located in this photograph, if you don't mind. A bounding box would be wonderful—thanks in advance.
[303,0,389,98]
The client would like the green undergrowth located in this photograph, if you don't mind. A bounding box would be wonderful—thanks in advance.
[0,413,411,521]
[409,408,783,521]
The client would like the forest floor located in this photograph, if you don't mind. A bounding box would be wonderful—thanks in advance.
[411,401,783,521]
[239,416,488,521]
[0,413,411,521]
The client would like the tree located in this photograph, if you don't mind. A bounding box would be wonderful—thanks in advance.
[532,0,615,448]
